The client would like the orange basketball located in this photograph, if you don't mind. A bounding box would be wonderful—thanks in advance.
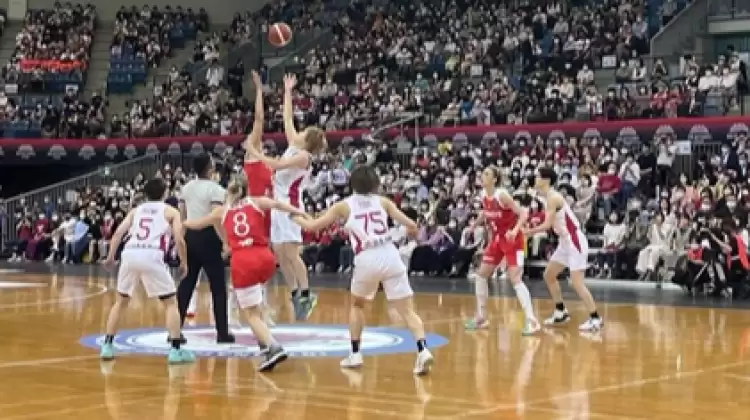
[268,22,292,47]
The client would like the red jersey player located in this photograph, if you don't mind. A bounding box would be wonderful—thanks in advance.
[243,70,273,198]
[183,174,306,372]
[464,166,540,335]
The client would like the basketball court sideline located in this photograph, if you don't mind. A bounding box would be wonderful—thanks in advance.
[0,262,749,419]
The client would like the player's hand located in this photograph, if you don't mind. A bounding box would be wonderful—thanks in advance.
[283,74,296,91]
[251,70,262,87]
[406,225,419,238]
[506,228,519,240]
[103,256,116,269]
[222,244,231,260]
[178,262,188,280]
[520,227,530,236]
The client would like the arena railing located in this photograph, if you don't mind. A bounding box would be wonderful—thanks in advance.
[0,155,164,251]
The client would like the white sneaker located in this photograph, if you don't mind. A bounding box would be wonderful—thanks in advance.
[340,352,364,369]
[578,317,603,332]
[413,349,434,376]
[521,318,541,336]
[543,309,570,326]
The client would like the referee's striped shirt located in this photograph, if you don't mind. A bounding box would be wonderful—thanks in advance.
[179,179,226,219]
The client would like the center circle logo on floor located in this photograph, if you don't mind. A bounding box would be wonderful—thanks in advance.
[79,324,449,358]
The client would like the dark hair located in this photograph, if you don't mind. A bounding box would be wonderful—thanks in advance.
[484,165,502,185]
[350,165,380,194]
[143,178,167,201]
[193,153,213,178]
[537,167,558,186]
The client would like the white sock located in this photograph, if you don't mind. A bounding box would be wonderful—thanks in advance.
[472,274,489,320]
[513,283,536,322]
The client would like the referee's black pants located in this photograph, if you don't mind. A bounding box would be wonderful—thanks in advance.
[177,227,230,338]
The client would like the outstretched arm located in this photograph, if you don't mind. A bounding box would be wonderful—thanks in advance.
[282,74,298,141]
[525,194,560,235]
[244,71,264,159]
[291,202,347,232]
[254,196,307,217]
[184,206,224,230]
[381,197,418,233]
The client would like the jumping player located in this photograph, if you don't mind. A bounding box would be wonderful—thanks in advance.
[182,173,307,371]
[465,166,540,335]
[290,165,434,375]
[523,167,603,332]
[245,73,327,321]
[100,178,194,364]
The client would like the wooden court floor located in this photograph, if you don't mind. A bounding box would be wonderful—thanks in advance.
[0,268,750,419]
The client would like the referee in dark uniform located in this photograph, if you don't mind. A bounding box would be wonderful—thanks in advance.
[177,153,234,343]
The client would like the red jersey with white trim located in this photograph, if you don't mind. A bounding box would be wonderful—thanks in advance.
[243,161,273,197]
[481,188,518,240]
[124,201,170,253]
[222,198,269,250]
[272,147,309,209]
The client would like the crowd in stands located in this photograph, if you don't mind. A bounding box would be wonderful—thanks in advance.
[7,126,750,298]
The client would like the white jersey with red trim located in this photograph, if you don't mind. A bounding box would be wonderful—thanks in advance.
[124,201,171,253]
[272,147,309,209]
[553,199,583,243]
[342,194,396,257]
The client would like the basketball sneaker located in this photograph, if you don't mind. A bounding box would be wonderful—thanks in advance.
[100,343,115,361]
[340,352,364,369]
[521,318,541,336]
[463,318,489,330]
[543,309,570,326]
[413,349,434,376]
[258,346,288,372]
[167,348,196,365]
[297,293,318,321]
[578,317,603,332]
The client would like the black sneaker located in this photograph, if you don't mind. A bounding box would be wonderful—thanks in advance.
[258,346,288,372]
[166,334,188,345]
[259,344,270,355]
[543,309,570,326]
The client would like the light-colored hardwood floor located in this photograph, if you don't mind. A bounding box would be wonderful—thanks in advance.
[0,269,749,419]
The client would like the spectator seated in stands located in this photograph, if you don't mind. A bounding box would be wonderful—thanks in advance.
[4,3,96,94]
[108,5,207,94]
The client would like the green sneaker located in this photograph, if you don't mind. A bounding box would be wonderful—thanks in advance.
[297,293,318,321]
[464,318,489,330]
[100,343,115,361]
[167,348,196,365]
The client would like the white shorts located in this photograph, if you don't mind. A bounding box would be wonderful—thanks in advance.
[117,249,176,298]
[270,208,302,244]
[350,248,413,301]
[550,230,590,272]
[234,284,265,308]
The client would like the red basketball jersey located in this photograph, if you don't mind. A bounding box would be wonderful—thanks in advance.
[243,161,273,197]
[482,189,518,239]
[222,198,269,250]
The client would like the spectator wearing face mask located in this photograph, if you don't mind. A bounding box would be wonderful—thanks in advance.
[527,199,549,259]
[637,212,674,281]
[597,212,628,278]
[573,174,596,228]
[597,163,621,220]
[449,216,484,277]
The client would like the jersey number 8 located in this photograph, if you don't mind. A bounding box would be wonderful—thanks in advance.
[233,212,251,237]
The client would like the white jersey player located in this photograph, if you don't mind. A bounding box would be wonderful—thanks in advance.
[524,167,603,332]
[99,178,195,364]
[291,165,434,375]
[244,73,327,321]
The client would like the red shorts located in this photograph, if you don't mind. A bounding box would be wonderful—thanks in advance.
[482,233,525,267]
[230,247,277,289]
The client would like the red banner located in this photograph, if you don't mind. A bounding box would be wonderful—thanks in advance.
[0,116,746,164]
[20,59,86,72]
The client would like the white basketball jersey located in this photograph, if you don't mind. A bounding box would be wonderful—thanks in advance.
[273,147,309,209]
[553,200,582,241]
[125,201,171,252]
[343,194,394,254]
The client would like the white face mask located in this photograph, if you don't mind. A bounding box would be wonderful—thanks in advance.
[701,204,711,211]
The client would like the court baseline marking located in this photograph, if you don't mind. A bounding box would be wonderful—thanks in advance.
[435,359,750,419]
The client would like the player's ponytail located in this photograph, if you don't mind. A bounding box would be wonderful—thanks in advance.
[227,173,248,203]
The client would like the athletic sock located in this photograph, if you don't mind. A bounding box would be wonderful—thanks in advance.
[513,283,535,321]
[416,339,427,353]
[104,335,114,344]
[351,340,360,353]
[290,289,299,300]
[472,274,489,319]
[170,338,182,350]
[555,302,566,312]
[300,289,310,299]
[590,311,600,319]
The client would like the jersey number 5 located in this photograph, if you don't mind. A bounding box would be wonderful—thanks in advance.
[355,212,387,235]
[135,217,153,240]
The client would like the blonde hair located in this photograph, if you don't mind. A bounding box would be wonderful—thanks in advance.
[226,173,248,203]
[303,127,327,154]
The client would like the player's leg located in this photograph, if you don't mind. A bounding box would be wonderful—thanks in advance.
[145,262,196,364]
[384,271,434,375]
[285,242,316,320]
[543,246,570,326]
[341,267,379,369]
[100,261,136,360]
[505,247,539,335]
[568,237,602,331]
[465,243,499,330]
[235,284,288,372]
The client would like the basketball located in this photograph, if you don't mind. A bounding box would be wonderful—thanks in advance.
[268,22,292,47]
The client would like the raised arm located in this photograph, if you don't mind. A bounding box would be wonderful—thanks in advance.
[282,74,298,141]
[244,71,264,159]
[106,210,135,262]
[291,201,347,232]
[183,206,224,230]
